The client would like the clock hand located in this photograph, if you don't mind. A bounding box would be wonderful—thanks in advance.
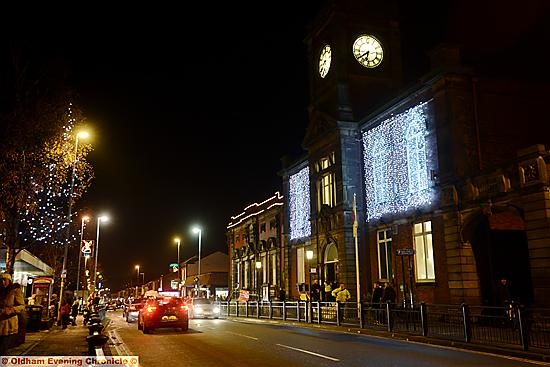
[359,50,370,60]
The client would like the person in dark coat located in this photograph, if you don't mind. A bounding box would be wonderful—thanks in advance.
[71,299,79,326]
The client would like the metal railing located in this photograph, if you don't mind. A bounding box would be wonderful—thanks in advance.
[217,300,550,354]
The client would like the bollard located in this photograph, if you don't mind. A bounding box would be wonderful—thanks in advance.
[86,333,109,356]
[88,322,104,335]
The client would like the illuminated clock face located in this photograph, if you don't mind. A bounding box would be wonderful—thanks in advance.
[352,35,383,68]
[318,44,332,78]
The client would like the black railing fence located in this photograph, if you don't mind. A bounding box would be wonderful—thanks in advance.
[217,300,550,353]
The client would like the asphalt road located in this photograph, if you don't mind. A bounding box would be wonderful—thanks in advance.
[105,310,550,367]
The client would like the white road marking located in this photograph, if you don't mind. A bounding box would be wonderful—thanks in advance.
[225,331,259,340]
[276,343,340,362]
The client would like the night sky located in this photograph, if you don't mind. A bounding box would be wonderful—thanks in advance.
[5,1,549,291]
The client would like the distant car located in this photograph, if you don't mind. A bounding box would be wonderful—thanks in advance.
[188,298,220,319]
[138,296,188,333]
[124,299,145,323]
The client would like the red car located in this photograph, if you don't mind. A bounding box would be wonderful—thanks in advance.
[138,296,189,334]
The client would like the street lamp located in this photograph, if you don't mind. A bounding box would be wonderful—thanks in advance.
[75,215,90,299]
[93,215,109,292]
[306,250,314,297]
[255,260,262,300]
[192,227,202,292]
[306,249,314,322]
[134,265,140,297]
[58,130,88,324]
[174,237,181,295]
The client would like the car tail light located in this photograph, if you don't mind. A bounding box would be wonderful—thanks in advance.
[146,306,157,313]
[180,305,188,311]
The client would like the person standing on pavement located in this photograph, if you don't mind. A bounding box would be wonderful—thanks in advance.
[60,299,71,329]
[323,280,333,302]
[311,280,321,302]
[0,272,25,355]
[332,282,351,322]
[71,299,79,326]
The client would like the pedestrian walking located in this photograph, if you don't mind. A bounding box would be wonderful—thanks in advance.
[0,272,25,355]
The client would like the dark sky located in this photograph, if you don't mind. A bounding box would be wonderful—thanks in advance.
[6,1,549,291]
[65,3,328,290]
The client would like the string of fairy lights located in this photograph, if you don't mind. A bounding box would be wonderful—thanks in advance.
[363,101,433,221]
[289,166,311,240]
[17,104,83,247]
[288,101,435,239]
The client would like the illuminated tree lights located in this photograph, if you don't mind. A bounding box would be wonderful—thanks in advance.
[289,166,311,240]
[363,101,435,221]
[11,104,90,248]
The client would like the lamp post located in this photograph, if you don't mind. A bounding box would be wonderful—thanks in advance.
[140,272,145,285]
[306,250,314,297]
[58,131,88,324]
[93,215,109,293]
[135,265,140,296]
[255,260,262,300]
[174,237,181,296]
[75,215,90,299]
[192,227,202,294]
[306,249,314,323]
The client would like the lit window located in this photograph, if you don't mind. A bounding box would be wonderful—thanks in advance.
[377,228,393,281]
[414,221,435,282]
[320,172,334,206]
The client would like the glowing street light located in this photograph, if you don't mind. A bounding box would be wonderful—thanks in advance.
[192,227,202,292]
[93,215,109,292]
[58,130,88,324]
[255,260,262,300]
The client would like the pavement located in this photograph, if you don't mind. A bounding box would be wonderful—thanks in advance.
[5,314,550,363]
[5,315,111,357]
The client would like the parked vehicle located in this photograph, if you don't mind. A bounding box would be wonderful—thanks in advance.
[188,298,220,319]
[138,296,188,333]
[123,299,145,323]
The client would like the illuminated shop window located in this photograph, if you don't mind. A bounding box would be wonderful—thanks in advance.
[363,102,434,221]
[289,166,311,240]
[414,221,435,282]
[316,153,336,208]
[377,228,393,281]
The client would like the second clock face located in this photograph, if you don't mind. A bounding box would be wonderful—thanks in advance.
[352,35,383,68]
[318,44,332,78]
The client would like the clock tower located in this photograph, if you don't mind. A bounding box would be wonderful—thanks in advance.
[303,0,404,147]
[300,0,404,297]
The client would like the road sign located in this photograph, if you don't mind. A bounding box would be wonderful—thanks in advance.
[396,248,415,256]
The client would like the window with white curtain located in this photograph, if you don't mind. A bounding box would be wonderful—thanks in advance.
[414,221,435,282]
